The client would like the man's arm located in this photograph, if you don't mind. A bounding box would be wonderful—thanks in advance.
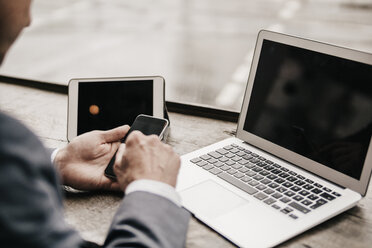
[104,192,190,248]
[0,112,84,248]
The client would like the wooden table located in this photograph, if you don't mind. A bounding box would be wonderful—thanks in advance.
[1,81,371,248]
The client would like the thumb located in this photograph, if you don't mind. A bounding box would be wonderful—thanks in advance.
[101,125,130,143]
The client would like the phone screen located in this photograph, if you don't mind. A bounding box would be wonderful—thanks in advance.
[104,115,168,179]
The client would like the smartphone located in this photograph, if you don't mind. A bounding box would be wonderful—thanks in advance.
[104,114,169,179]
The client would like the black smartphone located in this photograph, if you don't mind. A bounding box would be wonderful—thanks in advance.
[104,114,169,179]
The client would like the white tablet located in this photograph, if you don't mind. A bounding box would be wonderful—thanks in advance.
[68,76,165,141]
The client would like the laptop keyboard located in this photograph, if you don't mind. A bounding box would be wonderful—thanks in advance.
[190,143,342,220]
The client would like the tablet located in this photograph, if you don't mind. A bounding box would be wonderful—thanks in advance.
[67,76,165,141]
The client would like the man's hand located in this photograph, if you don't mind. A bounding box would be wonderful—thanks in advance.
[54,125,129,191]
[114,131,181,190]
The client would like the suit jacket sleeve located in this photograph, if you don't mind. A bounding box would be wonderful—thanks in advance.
[104,191,191,248]
[0,112,84,248]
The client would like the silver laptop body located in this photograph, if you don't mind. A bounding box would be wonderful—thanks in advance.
[176,30,372,248]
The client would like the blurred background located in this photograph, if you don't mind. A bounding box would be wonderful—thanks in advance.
[0,0,371,111]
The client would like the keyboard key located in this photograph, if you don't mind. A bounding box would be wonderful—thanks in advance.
[249,180,260,186]
[238,159,249,165]
[271,169,281,174]
[274,178,285,184]
[266,160,274,164]
[264,188,275,195]
[208,152,222,159]
[273,163,281,168]
[236,146,245,151]
[261,178,271,185]
[241,176,252,183]
[332,191,342,197]
[232,156,242,162]
[311,188,322,194]
[281,207,293,214]
[245,163,255,169]
[256,184,267,191]
[196,161,208,167]
[209,168,222,175]
[246,171,256,177]
[231,144,238,147]
[258,156,266,161]
[305,179,314,184]
[281,168,289,172]
[289,214,298,219]
[234,172,245,178]
[216,148,229,155]
[314,183,323,188]
[310,199,327,209]
[254,192,268,201]
[253,174,263,180]
[249,158,261,164]
[219,157,229,163]
[239,167,249,173]
[302,199,313,206]
[320,192,336,201]
[299,190,310,196]
[276,187,287,193]
[251,153,259,157]
[280,197,291,203]
[230,148,240,153]
[225,153,235,159]
[227,168,237,175]
[243,155,253,160]
[308,194,319,200]
[244,149,252,154]
[323,187,332,192]
[278,172,289,178]
[223,145,234,150]
[208,158,218,164]
[267,174,277,180]
[287,176,297,182]
[256,162,266,167]
[285,191,295,197]
[291,186,301,192]
[226,160,235,166]
[259,170,270,176]
[272,193,282,199]
[264,198,276,205]
[218,173,258,195]
[268,183,279,188]
[202,164,214,170]
[232,163,242,169]
[288,171,297,176]
[236,151,246,157]
[297,175,305,180]
[264,165,274,171]
[214,161,224,167]
[201,154,212,160]
[294,180,306,186]
[293,195,304,201]
[272,204,280,209]
[252,167,263,172]
[303,184,314,190]
[191,157,202,163]
[289,202,311,214]
[220,165,230,171]
[282,182,293,188]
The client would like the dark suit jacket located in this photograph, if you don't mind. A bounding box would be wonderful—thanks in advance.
[0,112,190,248]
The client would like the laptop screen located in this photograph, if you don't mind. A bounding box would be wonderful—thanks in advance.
[243,39,372,180]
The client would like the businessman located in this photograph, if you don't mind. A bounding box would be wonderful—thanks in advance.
[0,1,190,247]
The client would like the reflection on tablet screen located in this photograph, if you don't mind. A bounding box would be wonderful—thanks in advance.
[78,80,153,135]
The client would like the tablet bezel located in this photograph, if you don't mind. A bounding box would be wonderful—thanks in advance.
[67,76,165,142]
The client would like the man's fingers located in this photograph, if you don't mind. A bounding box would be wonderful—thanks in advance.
[101,125,130,143]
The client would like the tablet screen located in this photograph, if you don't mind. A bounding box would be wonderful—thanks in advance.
[77,80,153,135]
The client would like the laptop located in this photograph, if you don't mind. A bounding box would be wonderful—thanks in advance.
[176,30,372,247]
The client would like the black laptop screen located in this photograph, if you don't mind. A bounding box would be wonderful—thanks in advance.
[243,39,372,180]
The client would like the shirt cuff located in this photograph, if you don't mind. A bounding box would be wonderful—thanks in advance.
[51,148,60,165]
[125,179,182,207]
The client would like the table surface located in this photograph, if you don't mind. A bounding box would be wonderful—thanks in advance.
[1,81,372,248]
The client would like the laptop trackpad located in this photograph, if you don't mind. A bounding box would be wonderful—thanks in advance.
[180,180,249,219]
